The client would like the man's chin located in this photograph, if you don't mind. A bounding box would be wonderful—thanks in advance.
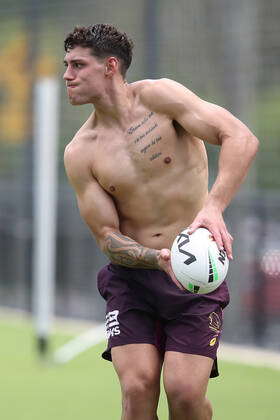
[69,97,87,106]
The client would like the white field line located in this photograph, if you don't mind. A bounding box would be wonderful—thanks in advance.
[53,325,280,369]
[53,324,106,364]
[1,307,280,369]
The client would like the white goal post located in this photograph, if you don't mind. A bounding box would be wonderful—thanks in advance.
[32,77,60,356]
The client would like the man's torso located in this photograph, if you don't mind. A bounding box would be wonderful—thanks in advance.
[69,80,209,249]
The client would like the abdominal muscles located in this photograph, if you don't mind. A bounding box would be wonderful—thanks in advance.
[116,165,208,249]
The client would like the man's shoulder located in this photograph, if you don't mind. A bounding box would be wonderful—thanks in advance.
[64,136,81,161]
[64,136,84,175]
[64,129,94,177]
[64,132,85,161]
[64,131,95,185]
[130,78,177,96]
[131,78,191,114]
[65,115,95,156]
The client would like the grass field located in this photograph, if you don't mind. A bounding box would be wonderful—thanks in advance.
[1,318,279,420]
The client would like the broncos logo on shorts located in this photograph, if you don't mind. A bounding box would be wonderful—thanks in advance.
[208,311,222,333]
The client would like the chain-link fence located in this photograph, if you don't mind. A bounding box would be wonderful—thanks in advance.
[0,0,279,349]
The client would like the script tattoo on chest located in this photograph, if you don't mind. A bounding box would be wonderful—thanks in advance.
[140,136,162,154]
[127,112,164,162]
[150,152,162,161]
[127,111,154,135]
[137,127,163,162]
[133,123,158,145]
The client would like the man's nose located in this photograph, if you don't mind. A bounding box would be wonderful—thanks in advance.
[63,66,74,81]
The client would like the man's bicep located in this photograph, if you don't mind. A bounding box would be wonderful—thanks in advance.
[64,145,120,244]
[175,98,248,145]
[76,180,120,245]
[149,79,249,145]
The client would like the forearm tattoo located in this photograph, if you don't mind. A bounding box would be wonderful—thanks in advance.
[104,232,160,269]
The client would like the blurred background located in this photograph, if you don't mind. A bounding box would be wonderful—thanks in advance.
[0,0,280,353]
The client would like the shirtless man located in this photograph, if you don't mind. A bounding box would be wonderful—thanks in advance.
[63,24,258,420]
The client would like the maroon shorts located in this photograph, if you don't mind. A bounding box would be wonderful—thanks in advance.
[97,263,230,378]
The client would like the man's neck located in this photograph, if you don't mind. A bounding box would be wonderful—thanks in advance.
[93,79,133,130]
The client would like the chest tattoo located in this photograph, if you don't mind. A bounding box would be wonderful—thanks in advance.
[127,111,154,135]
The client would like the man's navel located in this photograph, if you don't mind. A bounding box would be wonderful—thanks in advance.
[152,233,162,237]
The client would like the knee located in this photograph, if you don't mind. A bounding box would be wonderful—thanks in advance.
[121,372,160,401]
[165,380,206,411]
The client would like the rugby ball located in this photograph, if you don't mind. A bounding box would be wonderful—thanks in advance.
[170,228,229,294]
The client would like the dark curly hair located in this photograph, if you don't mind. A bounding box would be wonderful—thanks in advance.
[64,23,134,77]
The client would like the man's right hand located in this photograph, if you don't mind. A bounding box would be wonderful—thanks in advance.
[157,249,185,290]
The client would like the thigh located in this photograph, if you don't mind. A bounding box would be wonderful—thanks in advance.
[164,304,224,369]
[163,351,213,398]
[102,308,165,362]
[98,265,166,361]
[112,343,162,387]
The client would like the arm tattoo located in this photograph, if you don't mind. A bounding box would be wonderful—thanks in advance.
[104,232,160,269]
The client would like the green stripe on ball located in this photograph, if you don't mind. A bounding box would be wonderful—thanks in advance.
[188,282,200,293]
[209,252,219,282]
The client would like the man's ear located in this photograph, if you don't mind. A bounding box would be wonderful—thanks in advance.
[105,56,119,77]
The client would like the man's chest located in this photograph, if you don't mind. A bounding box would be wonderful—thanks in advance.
[92,112,187,194]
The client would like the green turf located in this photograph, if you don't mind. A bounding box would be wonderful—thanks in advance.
[0,319,280,419]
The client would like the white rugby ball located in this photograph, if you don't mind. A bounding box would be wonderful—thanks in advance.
[171,228,229,294]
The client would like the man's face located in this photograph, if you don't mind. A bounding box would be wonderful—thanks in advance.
[63,47,105,105]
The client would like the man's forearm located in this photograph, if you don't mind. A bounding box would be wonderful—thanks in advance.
[103,231,160,269]
[206,133,259,211]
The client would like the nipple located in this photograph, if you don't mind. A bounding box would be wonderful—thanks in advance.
[164,156,172,164]
[109,185,116,193]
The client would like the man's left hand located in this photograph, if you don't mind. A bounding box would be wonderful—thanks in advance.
[187,205,233,260]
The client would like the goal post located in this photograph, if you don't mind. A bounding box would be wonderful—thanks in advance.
[32,77,60,356]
